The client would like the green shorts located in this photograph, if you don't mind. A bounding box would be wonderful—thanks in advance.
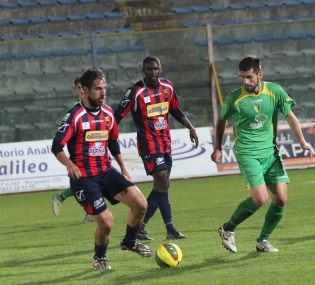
[237,150,290,190]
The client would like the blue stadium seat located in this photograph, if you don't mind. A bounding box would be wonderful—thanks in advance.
[303,0,315,4]
[214,38,234,45]
[66,14,85,21]
[69,48,90,56]
[209,5,227,12]
[182,22,205,28]
[283,0,303,6]
[96,29,113,34]
[0,20,9,26]
[57,31,76,37]
[1,35,20,41]
[104,12,124,18]
[265,1,283,7]
[228,3,246,10]
[29,17,48,24]
[96,47,109,54]
[219,20,237,25]
[47,16,67,22]
[191,6,209,13]
[289,33,308,40]
[78,0,97,3]
[171,7,192,14]
[13,52,32,60]
[246,2,265,9]
[20,34,38,40]
[234,37,252,44]
[57,0,76,4]
[9,18,30,25]
[18,1,37,8]
[271,34,290,41]
[258,18,273,22]
[252,35,272,42]
[98,0,114,2]
[39,32,57,38]
[194,39,207,46]
[293,15,311,19]
[31,51,51,58]
[128,45,146,51]
[308,31,315,38]
[50,49,70,57]
[37,0,56,6]
[86,13,104,20]
[108,46,128,52]
[77,30,91,36]
[239,19,258,24]
[275,16,291,21]
[0,54,12,61]
[0,2,19,8]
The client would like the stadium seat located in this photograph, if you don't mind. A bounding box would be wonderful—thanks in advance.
[0,54,12,61]
[66,14,86,21]
[13,52,32,60]
[37,0,56,6]
[303,0,315,4]
[18,1,37,8]
[252,35,272,42]
[271,34,290,41]
[265,1,283,8]
[213,38,234,45]
[127,45,146,51]
[50,49,70,57]
[115,28,134,33]
[96,47,109,54]
[69,48,90,55]
[86,13,104,20]
[1,35,20,41]
[0,20,9,26]
[171,7,192,14]
[57,0,76,4]
[275,16,291,21]
[96,29,114,34]
[9,18,30,25]
[39,33,57,38]
[191,6,209,13]
[77,30,91,36]
[194,39,207,46]
[234,37,252,44]
[20,34,38,40]
[31,51,51,58]
[283,0,303,6]
[246,2,265,9]
[0,2,19,8]
[47,16,67,22]
[57,31,76,37]
[104,12,124,18]
[98,0,114,2]
[239,19,258,24]
[301,49,315,55]
[289,33,308,40]
[219,20,237,25]
[228,3,247,10]
[78,0,97,3]
[182,22,205,28]
[29,17,48,24]
[308,31,315,38]
[209,5,227,12]
[108,46,128,52]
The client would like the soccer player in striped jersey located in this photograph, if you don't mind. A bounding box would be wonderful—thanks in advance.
[52,68,152,270]
[52,76,93,222]
[211,56,313,253]
[115,56,199,240]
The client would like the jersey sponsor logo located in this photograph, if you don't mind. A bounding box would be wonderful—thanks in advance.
[147,102,169,117]
[91,120,103,123]
[75,190,85,202]
[58,122,69,132]
[89,142,106,156]
[154,116,168,130]
[62,113,70,122]
[85,131,108,141]
[93,197,105,209]
[82,122,90,130]
[250,114,268,129]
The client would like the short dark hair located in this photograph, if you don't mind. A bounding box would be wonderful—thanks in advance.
[80,67,105,90]
[74,76,81,87]
[143,56,161,67]
[239,56,261,74]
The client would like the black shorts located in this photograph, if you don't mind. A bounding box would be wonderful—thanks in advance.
[70,166,134,215]
[141,153,172,175]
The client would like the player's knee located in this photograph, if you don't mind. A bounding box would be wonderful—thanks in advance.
[152,170,169,192]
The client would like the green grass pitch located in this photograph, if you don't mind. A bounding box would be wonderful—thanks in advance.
[1,168,314,285]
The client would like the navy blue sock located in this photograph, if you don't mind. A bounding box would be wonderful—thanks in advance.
[157,192,175,232]
[94,242,108,259]
[140,190,159,230]
[123,224,141,247]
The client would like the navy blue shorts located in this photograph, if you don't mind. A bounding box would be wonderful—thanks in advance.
[141,153,172,175]
[70,166,134,215]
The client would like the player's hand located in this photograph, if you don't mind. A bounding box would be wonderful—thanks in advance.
[190,130,199,149]
[211,149,222,163]
[66,163,82,179]
[300,142,314,159]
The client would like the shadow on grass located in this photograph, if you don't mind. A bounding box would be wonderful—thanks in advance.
[279,234,315,244]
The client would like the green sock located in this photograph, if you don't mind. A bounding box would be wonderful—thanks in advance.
[258,203,284,242]
[224,197,259,232]
[60,188,73,201]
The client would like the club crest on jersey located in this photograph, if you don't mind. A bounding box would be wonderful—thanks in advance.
[147,102,169,117]
[85,131,108,141]
[251,99,262,113]
[104,115,109,126]
[163,88,168,101]
[154,116,168,130]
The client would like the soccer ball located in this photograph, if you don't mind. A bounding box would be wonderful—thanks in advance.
[155,243,182,268]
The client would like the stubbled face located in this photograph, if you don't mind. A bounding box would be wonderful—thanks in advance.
[83,78,106,108]
[142,60,161,88]
[239,68,263,94]
[74,83,84,100]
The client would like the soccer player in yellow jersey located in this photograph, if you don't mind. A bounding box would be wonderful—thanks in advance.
[211,56,313,253]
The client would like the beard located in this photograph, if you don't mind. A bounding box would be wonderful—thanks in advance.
[87,96,104,108]
[245,79,259,93]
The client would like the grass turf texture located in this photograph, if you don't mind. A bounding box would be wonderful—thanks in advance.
[1,168,315,285]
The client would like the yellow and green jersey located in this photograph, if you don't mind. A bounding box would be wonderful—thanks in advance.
[220,81,296,158]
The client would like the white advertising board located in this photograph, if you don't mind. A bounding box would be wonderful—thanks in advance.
[0,127,217,194]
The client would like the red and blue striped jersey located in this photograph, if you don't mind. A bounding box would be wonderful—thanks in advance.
[52,102,119,177]
[115,78,184,156]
